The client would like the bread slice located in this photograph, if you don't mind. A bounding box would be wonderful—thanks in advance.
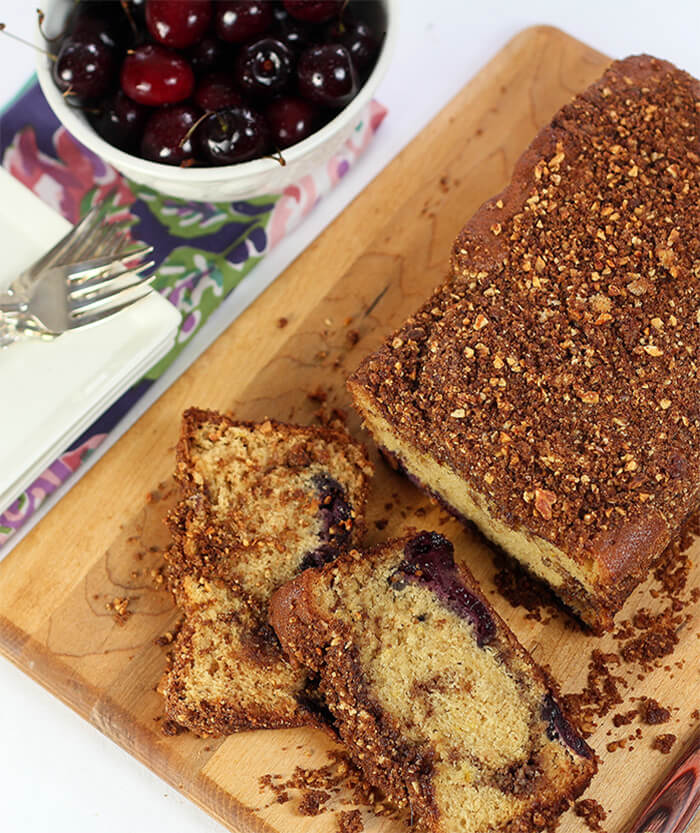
[160,408,373,736]
[270,531,596,833]
[348,54,700,633]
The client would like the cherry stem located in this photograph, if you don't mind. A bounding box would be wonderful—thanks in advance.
[267,148,287,168]
[119,1,139,40]
[35,7,65,43]
[181,111,209,149]
[0,22,56,60]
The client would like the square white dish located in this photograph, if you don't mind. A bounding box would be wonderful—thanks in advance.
[0,169,181,516]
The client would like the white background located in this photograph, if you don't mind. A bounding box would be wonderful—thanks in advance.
[1,1,699,830]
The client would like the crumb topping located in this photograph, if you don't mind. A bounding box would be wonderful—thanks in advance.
[652,732,677,753]
[356,55,700,559]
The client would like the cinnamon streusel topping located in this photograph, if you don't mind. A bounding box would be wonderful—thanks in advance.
[356,55,700,565]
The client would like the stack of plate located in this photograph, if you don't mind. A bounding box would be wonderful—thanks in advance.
[0,170,180,516]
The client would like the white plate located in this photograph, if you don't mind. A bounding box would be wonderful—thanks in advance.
[0,170,181,516]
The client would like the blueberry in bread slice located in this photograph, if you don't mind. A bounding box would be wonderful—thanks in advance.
[348,55,700,633]
[159,408,373,736]
[271,531,596,832]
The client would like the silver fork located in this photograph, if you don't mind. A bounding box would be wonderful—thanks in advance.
[0,251,155,346]
[9,196,137,302]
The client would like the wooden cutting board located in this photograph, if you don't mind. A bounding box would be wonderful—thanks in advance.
[1,25,698,833]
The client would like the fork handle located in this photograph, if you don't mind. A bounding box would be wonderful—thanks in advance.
[0,312,20,348]
[627,730,700,833]
[0,290,28,314]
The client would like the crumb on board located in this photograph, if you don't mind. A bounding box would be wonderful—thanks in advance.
[258,751,401,820]
[562,650,626,735]
[652,733,677,754]
[298,790,331,816]
[107,596,133,626]
[574,798,608,833]
[338,809,364,833]
[307,386,327,403]
[639,697,672,725]
[612,709,638,727]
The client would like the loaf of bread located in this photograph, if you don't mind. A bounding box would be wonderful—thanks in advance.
[271,531,596,833]
[349,55,700,633]
[159,408,372,735]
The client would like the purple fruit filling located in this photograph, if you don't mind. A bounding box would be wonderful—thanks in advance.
[391,531,496,646]
[312,474,353,545]
[542,694,592,759]
[298,543,340,572]
[298,475,354,573]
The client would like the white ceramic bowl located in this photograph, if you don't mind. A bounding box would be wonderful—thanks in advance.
[36,0,395,201]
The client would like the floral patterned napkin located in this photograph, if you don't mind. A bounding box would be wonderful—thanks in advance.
[0,77,387,547]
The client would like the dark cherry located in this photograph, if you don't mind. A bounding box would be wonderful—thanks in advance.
[266,96,317,148]
[283,0,343,23]
[194,106,269,164]
[236,38,294,98]
[194,72,244,111]
[272,8,315,52]
[141,103,202,164]
[391,532,496,647]
[121,44,195,106]
[542,695,592,758]
[70,2,129,50]
[297,44,357,107]
[326,16,380,72]
[186,36,226,75]
[214,1,274,43]
[53,35,117,101]
[145,0,212,49]
[90,90,150,153]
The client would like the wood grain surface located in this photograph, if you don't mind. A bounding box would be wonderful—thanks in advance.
[0,26,698,833]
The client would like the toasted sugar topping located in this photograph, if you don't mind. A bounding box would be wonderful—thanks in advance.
[358,56,700,558]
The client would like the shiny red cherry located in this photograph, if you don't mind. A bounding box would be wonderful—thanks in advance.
[53,35,117,101]
[194,106,269,164]
[235,38,294,98]
[121,44,195,106]
[297,44,357,107]
[266,96,317,148]
[283,1,343,23]
[145,0,212,49]
[194,72,244,111]
[326,16,380,72]
[214,1,273,43]
[90,90,150,152]
[141,104,202,164]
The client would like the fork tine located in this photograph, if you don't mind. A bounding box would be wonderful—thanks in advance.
[67,248,154,288]
[69,264,155,309]
[61,253,136,283]
[69,288,154,328]
[56,204,110,266]
[92,223,126,256]
[24,203,104,282]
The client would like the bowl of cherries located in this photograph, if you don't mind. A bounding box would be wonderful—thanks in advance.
[37,0,393,200]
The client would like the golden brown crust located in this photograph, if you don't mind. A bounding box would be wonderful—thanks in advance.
[349,54,700,629]
[270,535,596,833]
